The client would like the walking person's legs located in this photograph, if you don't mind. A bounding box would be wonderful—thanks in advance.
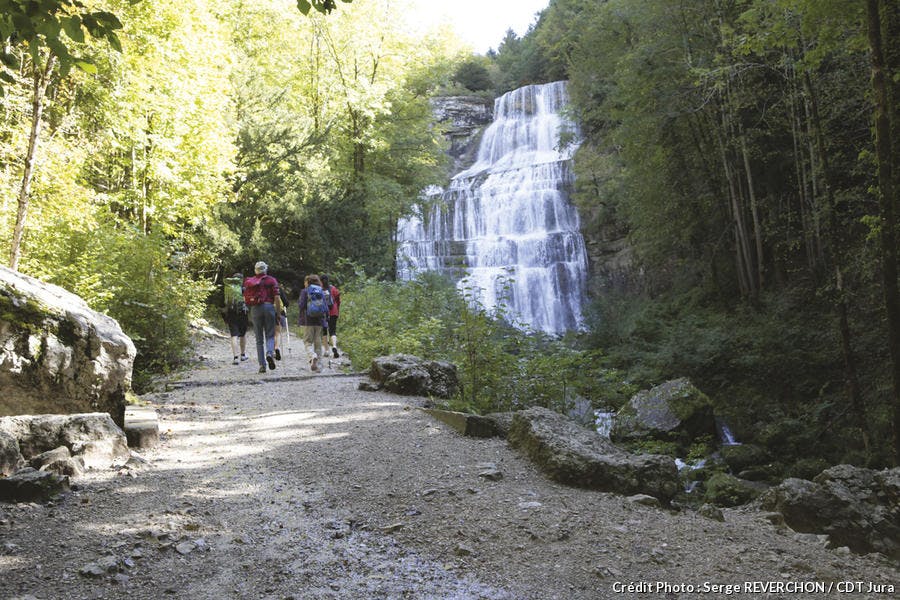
[304,325,321,371]
[263,304,277,371]
[329,315,339,358]
[250,306,266,372]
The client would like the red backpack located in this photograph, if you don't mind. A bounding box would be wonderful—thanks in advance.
[243,275,266,306]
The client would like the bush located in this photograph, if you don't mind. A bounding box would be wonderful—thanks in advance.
[340,272,615,415]
[25,217,207,391]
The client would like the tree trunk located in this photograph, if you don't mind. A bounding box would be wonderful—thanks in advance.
[740,133,765,289]
[9,55,56,271]
[867,0,900,465]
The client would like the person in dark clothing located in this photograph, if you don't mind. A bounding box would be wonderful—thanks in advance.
[221,272,249,365]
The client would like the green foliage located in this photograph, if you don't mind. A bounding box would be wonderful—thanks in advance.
[0,0,127,93]
[452,59,493,92]
[489,28,551,93]
[219,0,451,279]
[703,472,759,507]
[25,213,205,390]
[340,272,616,415]
[296,0,352,15]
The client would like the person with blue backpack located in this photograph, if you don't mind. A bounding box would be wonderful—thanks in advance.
[298,273,328,372]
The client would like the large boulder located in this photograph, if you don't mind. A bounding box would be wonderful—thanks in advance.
[611,378,716,454]
[0,413,129,469]
[508,406,679,502]
[368,354,459,399]
[759,464,900,559]
[0,267,135,426]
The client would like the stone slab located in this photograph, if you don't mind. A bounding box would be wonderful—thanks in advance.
[422,409,504,438]
[124,406,159,449]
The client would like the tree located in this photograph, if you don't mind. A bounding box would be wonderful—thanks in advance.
[453,59,492,92]
[866,0,900,465]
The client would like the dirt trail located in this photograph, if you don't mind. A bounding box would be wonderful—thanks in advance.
[1,330,897,600]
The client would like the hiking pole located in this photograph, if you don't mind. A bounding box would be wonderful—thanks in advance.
[284,313,291,355]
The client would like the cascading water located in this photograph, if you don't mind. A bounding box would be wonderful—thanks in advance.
[397,81,589,334]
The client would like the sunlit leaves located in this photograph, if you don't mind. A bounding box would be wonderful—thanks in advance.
[296,0,353,16]
[0,0,127,89]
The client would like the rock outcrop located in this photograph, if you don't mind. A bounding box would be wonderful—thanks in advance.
[430,95,493,172]
[508,406,679,502]
[0,413,130,470]
[0,267,136,426]
[365,354,460,399]
[760,464,900,559]
[611,378,717,455]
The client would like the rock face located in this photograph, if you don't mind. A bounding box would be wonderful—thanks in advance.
[367,354,459,399]
[508,406,679,502]
[0,267,136,426]
[0,428,24,476]
[430,95,493,173]
[0,413,130,470]
[611,378,717,454]
[759,464,900,559]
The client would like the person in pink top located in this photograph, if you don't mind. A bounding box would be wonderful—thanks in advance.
[321,274,341,358]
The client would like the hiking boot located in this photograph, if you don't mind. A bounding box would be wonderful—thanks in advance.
[274,348,281,360]
[266,354,276,370]
[258,366,266,373]
[232,356,239,365]
[311,356,319,372]
[332,347,339,359]
[240,354,249,362]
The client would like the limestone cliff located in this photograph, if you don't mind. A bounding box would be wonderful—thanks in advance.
[430,95,493,173]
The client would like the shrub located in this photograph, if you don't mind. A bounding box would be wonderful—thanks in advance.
[25,217,206,391]
[340,272,616,415]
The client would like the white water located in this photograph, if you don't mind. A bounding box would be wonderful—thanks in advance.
[594,411,615,438]
[397,82,589,334]
[717,419,741,446]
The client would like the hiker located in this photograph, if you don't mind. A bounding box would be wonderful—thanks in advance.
[273,286,289,361]
[298,274,328,372]
[221,272,249,365]
[243,261,283,373]
[321,274,341,359]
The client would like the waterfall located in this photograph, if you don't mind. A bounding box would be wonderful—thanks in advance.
[397,81,589,334]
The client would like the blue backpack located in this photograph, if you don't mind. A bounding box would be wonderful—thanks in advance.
[306,284,328,319]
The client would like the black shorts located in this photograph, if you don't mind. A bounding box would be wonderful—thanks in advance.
[326,315,338,336]
[225,311,248,337]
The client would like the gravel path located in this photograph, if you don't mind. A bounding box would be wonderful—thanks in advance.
[1,331,897,599]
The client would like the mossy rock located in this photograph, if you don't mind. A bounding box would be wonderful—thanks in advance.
[703,472,760,507]
[721,443,771,473]
[611,378,717,455]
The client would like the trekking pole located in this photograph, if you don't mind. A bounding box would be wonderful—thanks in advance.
[284,313,291,355]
